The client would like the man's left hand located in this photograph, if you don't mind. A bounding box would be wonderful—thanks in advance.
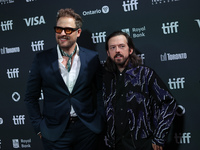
[152,143,163,150]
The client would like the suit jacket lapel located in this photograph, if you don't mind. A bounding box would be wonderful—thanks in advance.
[72,47,86,93]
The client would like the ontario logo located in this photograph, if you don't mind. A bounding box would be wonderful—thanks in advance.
[82,6,109,16]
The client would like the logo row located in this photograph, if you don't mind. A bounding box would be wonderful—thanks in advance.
[0,0,180,7]
[1,19,200,35]
[0,132,191,150]
[4,71,187,90]
[0,115,25,125]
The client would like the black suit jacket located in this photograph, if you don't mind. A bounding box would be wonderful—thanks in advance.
[25,46,105,141]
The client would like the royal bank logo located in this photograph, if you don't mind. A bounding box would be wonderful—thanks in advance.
[121,26,146,38]
[13,115,25,125]
[7,68,19,79]
[0,20,13,31]
[132,26,146,38]
[82,6,109,16]
[91,31,106,43]
[23,15,46,26]
[168,77,185,90]
[162,21,179,34]
[122,0,139,12]
[12,139,31,148]
[174,132,191,144]
[12,139,20,148]
[0,0,14,5]
[0,46,20,55]
[195,19,200,28]
[160,52,187,61]
[152,0,180,5]
[12,92,20,102]
[31,40,44,51]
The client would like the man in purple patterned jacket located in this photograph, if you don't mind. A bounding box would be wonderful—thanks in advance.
[103,31,177,150]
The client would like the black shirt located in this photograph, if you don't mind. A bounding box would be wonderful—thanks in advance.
[115,69,130,143]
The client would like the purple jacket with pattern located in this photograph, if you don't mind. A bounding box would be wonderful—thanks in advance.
[103,64,177,147]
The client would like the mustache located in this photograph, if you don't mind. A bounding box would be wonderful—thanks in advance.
[59,36,70,40]
[114,54,123,58]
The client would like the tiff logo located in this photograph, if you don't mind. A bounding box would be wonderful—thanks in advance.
[23,16,46,26]
[174,133,191,144]
[91,32,106,43]
[195,19,200,28]
[160,52,187,61]
[13,115,25,125]
[7,68,19,79]
[168,77,185,89]
[0,20,13,31]
[31,40,44,51]
[122,0,138,12]
[161,21,179,34]
[137,53,145,64]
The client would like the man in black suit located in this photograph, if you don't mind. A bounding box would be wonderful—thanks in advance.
[25,8,105,150]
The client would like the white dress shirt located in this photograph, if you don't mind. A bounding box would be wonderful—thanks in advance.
[57,44,81,117]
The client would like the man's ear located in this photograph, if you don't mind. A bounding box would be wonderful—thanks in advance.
[77,28,82,37]
[107,51,110,56]
[129,48,133,55]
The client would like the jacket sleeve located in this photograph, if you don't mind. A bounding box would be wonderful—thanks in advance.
[24,54,43,134]
[149,70,177,146]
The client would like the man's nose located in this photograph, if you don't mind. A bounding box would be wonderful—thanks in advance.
[60,30,66,35]
[115,46,120,52]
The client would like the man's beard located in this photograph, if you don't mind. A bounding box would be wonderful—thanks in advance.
[113,54,129,67]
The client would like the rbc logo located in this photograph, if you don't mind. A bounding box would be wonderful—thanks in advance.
[12,139,20,148]
[161,21,179,34]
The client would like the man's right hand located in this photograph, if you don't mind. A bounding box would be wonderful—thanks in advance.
[38,132,42,139]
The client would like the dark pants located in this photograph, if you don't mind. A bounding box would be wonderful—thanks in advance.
[108,134,153,150]
[42,118,98,150]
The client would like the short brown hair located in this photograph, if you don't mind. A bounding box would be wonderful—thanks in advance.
[56,8,83,28]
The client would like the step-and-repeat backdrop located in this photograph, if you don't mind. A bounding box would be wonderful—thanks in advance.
[0,0,199,149]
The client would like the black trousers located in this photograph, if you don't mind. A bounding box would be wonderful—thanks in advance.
[108,134,153,150]
[41,118,98,150]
